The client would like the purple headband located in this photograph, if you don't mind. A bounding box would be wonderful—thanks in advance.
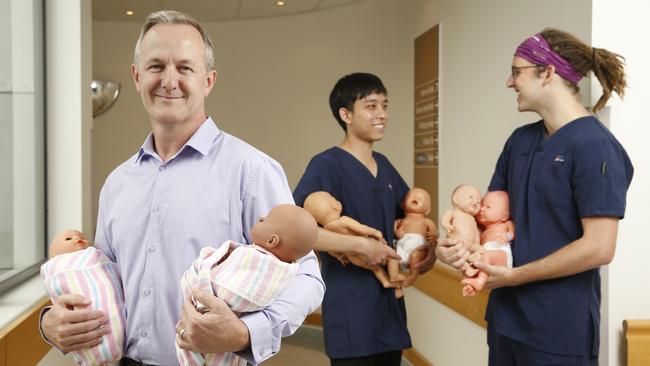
[515,34,582,84]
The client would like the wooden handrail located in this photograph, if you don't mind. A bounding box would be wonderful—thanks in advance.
[414,262,489,328]
[624,319,650,366]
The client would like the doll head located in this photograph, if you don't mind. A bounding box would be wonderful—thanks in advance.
[476,190,510,226]
[403,187,431,215]
[303,191,343,226]
[49,229,90,257]
[451,184,481,216]
[251,204,318,263]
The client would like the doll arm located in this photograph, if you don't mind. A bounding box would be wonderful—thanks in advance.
[339,216,384,241]
[425,219,438,242]
[441,210,454,234]
[394,219,404,239]
[506,220,515,241]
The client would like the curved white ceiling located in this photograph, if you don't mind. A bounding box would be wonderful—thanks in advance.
[93,0,364,22]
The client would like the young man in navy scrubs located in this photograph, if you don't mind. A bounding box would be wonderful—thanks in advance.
[437,29,633,365]
[294,73,436,366]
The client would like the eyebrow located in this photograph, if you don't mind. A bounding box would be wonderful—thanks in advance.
[363,97,388,104]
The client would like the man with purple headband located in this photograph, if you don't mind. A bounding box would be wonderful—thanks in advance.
[437,29,633,365]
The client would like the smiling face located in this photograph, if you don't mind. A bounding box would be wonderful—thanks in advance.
[131,23,216,127]
[506,56,546,113]
[340,93,388,143]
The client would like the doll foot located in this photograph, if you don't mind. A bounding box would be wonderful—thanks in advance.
[394,287,404,298]
[462,284,476,297]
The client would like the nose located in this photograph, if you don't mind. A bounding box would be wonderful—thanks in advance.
[506,74,515,88]
[377,106,388,120]
[161,67,179,91]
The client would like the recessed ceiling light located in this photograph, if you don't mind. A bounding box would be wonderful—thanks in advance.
[276,0,285,6]
[126,10,134,16]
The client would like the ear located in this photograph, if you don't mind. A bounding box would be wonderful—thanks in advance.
[542,65,555,85]
[339,107,352,126]
[266,234,280,248]
[204,69,217,97]
[132,64,141,92]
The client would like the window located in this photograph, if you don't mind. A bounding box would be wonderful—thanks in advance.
[0,0,46,294]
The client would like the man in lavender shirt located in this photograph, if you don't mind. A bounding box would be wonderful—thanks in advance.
[40,10,325,365]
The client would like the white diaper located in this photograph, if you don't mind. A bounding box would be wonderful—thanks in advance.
[395,233,426,268]
[483,240,513,268]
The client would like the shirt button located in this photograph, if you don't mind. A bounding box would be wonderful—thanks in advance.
[159,165,166,171]
[153,205,159,212]
[144,289,151,296]
[140,330,147,337]
[148,246,156,253]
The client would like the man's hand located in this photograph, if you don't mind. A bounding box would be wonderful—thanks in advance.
[413,243,436,274]
[176,290,250,353]
[472,261,517,289]
[435,237,469,270]
[352,236,401,266]
[41,294,109,352]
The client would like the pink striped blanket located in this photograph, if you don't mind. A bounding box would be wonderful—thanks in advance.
[40,247,125,366]
[176,241,298,366]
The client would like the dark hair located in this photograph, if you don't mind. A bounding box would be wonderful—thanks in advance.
[329,73,387,131]
[539,28,626,113]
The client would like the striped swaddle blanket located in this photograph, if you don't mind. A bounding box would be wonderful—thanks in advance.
[41,247,125,366]
[176,241,298,366]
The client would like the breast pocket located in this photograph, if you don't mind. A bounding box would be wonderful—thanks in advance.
[532,158,574,209]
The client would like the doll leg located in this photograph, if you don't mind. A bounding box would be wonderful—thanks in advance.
[461,270,487,297]
[372,266,401,288]
[387,258,406,282]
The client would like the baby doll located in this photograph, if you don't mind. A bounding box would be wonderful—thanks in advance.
[40,230,125,366]
[461,190,515,296]
[176,204,318,366]
[303,191,399,290]
[388,187,437,288]
[440,184,484,280]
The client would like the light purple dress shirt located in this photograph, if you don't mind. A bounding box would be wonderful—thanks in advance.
[94,118,324,365]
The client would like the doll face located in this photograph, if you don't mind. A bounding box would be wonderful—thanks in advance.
[453,185,481,216]
[404,188,431,215]
[476,191,510,225]
[49,230,90,257]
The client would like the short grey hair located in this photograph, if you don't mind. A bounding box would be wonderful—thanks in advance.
[133,10,215,71]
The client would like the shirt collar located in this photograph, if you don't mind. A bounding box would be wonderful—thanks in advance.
[135,117,221,164]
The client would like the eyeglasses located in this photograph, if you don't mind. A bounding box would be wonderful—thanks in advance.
[510,65,544,79]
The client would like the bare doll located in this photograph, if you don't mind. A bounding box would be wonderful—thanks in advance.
[388,187,437,288]
[440,184,484,280]
[303,191,399,290]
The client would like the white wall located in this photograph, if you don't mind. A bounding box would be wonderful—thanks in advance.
[591,1,650,365]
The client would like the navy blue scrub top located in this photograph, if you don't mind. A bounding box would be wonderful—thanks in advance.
[487,116,633,356]
[293,147,412,358]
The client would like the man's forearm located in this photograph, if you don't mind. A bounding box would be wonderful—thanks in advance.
[314,227,364,253]
[511,217,618,286]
